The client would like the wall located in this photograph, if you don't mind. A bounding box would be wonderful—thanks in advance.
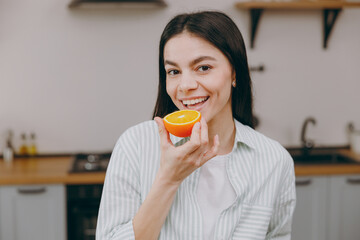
[1,0,360,153]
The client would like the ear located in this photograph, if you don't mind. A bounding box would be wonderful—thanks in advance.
[231,69,236,82]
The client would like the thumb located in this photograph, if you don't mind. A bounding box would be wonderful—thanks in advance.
[154,117,171,147]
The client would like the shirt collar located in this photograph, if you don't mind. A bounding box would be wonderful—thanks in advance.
[234,119,256,150]
[169,119,256,149]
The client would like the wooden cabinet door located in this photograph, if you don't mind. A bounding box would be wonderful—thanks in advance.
[292,176,328,240]
[0,184,66,240]
[328,175,360,240]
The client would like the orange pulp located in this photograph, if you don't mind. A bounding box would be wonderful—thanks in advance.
[163,110,201,138]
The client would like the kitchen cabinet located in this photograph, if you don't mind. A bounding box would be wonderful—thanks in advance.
[0,184,66,240]
[292,176,328,240]
[328,175,360,240]
[292,174,360,240]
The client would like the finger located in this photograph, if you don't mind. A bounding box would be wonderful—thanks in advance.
[154,117,172,147]
[183,122,201,153]
[201,134,220,164]
[200,118,209,147]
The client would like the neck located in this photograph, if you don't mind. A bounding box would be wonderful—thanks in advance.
[207,114,236,155]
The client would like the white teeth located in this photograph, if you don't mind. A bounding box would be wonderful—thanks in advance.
[182,97,208,106]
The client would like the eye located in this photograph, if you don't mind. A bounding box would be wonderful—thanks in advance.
[167,69,180,76]
[198,65,211,72]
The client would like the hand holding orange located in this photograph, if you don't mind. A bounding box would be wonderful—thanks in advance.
[163,110,201,137]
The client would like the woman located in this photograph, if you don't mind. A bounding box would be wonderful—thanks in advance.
[96,11,296,240]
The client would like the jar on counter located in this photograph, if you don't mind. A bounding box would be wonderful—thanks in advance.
[348,123,360,154]
[3,130,15,162]
[28,133,37,156]
[19,133,28,155]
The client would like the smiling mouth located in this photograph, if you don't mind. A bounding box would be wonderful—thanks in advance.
[181,97,209,108]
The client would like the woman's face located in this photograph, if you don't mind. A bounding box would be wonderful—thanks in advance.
[164,32,234,124]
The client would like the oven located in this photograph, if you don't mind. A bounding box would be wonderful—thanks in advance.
[67,153,111,240]
[67,184,103,240]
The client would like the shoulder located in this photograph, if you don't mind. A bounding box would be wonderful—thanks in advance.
[118,120,158,142]
[114,120,159,153]
[235,120,293,166]
[108,120,160,172]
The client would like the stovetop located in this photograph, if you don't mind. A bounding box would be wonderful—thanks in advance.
[69,152,112,173]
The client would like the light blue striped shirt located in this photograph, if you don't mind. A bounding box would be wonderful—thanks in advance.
[96,119,296,240]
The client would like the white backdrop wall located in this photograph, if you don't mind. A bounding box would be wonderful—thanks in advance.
[1,0,360,153]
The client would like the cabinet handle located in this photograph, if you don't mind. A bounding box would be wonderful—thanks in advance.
[295,179,312,186]
[17,187,46,194]
[346,178,360,184]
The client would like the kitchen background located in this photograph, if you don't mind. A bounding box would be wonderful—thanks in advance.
[1,0,360,154]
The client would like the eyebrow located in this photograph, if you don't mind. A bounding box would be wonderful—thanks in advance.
[164,56,216,67]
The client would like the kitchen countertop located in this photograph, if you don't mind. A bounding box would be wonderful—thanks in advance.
[1,149,360,185]
[0,156,105,185]
[294,149,360,176]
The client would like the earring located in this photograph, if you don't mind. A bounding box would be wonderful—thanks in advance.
[232,81,236,87]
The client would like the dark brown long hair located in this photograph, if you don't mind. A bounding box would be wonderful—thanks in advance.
[152,11,254,128]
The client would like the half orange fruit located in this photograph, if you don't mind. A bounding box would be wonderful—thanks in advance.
[163,110,201,138]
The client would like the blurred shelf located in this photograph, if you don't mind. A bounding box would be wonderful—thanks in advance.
[235,1,360,9]
[235,1,360,49]
[68,0,167,9]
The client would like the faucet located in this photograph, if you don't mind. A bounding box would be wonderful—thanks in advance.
[301,117,317,154]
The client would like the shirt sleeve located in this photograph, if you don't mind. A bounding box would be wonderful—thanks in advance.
[96,134,141,240]
[266,151,296,240]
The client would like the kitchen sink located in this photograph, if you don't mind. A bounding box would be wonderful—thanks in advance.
[292,153,356,164]
[288,148,359,165]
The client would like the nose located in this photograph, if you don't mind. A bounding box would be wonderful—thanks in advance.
[178,72,198,92]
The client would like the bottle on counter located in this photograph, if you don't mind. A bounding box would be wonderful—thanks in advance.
[19,133,28,156]
[3,130,15,162]
[28,133,37,156]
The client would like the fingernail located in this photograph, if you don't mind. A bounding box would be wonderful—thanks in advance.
[194,122,200,129]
